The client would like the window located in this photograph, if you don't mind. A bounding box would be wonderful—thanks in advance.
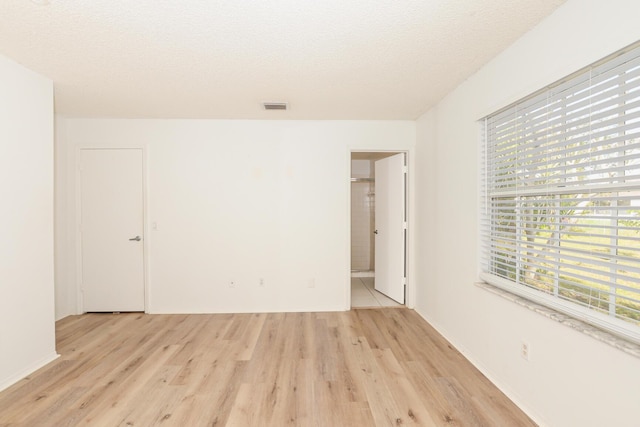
[480,43,640,343]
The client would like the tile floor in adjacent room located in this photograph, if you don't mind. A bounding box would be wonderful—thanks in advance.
[351,276,402,308]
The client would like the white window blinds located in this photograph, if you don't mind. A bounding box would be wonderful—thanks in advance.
[480,43,640,342]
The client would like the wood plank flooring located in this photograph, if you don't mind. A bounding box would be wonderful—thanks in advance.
[0,309,536,426]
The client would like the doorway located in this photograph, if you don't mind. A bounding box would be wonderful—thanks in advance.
[80,148,146,312]
[350,151,406,308]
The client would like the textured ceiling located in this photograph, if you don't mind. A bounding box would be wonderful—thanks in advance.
[0,0,566,119]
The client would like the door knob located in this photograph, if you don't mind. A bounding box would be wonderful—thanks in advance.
[374,230,378,234]
[129,236,142,241]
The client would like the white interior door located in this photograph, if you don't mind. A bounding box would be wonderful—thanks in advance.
[81,149,145,312]
[374,153,406,303]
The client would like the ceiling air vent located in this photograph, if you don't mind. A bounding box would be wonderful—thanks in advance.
[263,102,288,111]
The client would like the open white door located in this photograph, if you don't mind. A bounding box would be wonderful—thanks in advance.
[81,149,145,312]
[374,153,406,303]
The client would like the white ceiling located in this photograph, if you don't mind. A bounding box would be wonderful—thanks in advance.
[0,0,566,120]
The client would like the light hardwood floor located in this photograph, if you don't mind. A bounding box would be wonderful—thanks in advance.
[0,309,535,426]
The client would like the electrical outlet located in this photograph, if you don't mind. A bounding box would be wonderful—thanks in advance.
[308,278,316,288]
[521,341,530,361]
[259,278,265,287]
[229,279,236,288]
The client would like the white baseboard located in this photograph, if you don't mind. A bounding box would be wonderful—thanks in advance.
[412,308,549,427]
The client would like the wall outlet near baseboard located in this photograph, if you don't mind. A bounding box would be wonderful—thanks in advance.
[521,341,530,361]
[259,278,265,287]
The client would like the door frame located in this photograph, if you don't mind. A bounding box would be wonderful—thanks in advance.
[347,149,414,310]
[75,146,149,314]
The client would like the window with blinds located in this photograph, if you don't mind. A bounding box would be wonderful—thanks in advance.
[480,43,640,343]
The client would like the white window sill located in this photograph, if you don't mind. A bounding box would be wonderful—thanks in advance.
[475,281,640,359]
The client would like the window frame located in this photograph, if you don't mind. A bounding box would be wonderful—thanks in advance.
[479,42,640,344]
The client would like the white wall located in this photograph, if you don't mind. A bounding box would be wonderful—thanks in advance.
[415,110,437,314]
[0,54,57,391]
[414,1,640,426]
[55,119,415,316]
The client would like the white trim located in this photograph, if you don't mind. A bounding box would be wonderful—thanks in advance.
[412,308,550,427]
[348,149,414,309]
[345,147,352,310]
[142,147,150,313]
[74,146,83,314]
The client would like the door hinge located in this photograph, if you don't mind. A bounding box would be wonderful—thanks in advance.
[403,277,407,286]
[402,166,408,173]
[403,221,408,230]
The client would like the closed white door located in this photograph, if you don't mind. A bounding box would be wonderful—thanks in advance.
[374,153,406,303]
[81,149,145,312]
